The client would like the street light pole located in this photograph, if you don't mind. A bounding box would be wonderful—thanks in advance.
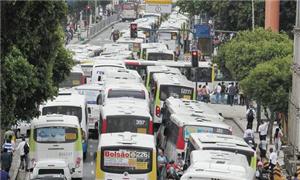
[251,0,255,31]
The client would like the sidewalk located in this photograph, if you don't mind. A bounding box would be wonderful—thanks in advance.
[207,103,285,167]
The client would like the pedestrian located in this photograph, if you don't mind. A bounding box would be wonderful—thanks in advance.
[220,81,226,104]
[16,137,29,171]
[197,85,203,101]
[0,168,10,180]
[246,105,256,129]
[234,82,239,105]
[239,87,245,105]
[1,148,12,173]
[243,127,255,139]
[201,85,209,103]
[258,121,269,140]
[293,173,299,180]
[243,126,256,150]
[2,136,14,155]
[274,127,283,156]
[157,148,168,180]
[227,82,236,106]
[269,147,277,172]
[259,140,268,160]
[214,83,222,104]
[256,161,269,180]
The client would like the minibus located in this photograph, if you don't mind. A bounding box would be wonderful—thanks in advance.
[150,73,195,125]
[157,113,232,161]
[145,66,182,91]
[40,90,88,159]
[145,48,174,61]
[95,132,157,180]
[101,69,143,84]
[29,115,83,179]
[186,133,257,170]
[73,83,103,138]
[99,102,153,135]
[181,150,255,180]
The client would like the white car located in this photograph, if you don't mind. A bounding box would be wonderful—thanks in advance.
[30,160,72,180]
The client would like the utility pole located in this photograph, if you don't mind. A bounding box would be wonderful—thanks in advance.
[265,0,280,32]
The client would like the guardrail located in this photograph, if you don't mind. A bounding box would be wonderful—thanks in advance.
[87,14,120,41]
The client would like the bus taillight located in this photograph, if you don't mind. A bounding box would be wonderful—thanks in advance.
[101,119,107,133]
[155,106,160,117]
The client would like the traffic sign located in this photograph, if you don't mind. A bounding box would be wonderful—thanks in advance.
[194,24,211,38]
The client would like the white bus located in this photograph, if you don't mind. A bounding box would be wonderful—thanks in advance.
[140,43,168,60]
[181,150,255,180]
[73,83,103,139]
[91,61,126,84]
[29,115,83,179]
[150,73,195,126]
[145,48,174,61]
[185,133,257,170]
[96,132,157,180]
[157,113,232,162]
[40,90,89,159]
[59,65,85,88]
[99,101,153,135]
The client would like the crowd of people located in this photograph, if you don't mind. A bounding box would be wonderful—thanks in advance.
[0,132,29,180]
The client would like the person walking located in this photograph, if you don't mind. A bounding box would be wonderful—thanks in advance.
[157,148,168,180]
[0,168,10,180]
[258,121,269,140]
[16,137,29,171]
[258,140,268,160]
[274,127,283,156]
[269,148,277,172]
[1,148,12,173]
[220,81,226,104]
[293,173,299,180]
[227,82,236,106]
[2,137,14,155]
[201,85,209,103]
[197,85,203,101]
[214,83,222,104]
[246,105,256,129]
[234,82,239,105]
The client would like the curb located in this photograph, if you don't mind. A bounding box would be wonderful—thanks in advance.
[82,19,121,44]
[224,117,245,133]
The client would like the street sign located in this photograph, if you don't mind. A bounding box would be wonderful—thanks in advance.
[144,0,172,4]
[145,4,172,13]
[194,24,211,38]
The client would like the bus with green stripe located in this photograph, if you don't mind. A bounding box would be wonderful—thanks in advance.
[29,114,83,179]
[150,73,195,127]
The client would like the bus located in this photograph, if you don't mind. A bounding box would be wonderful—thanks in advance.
[95,132,157,180]
[99,101,153,135]
[59,65,85,88]
[181,150,255,180]
[145,48,174,61]
[29,114,83,179]
[40,90,89,159]
[91,61,126,84]
[185,133,257,170]
[150,73,195,125]
[145,66,182,91]
[121,2,137,21]
[157,113,232,162]
[73,83,103,139]
[140,43,168,60]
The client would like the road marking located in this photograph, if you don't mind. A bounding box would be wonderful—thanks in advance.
[91,161,94,165]
[91,170,95,175]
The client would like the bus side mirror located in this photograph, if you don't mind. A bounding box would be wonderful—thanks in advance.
[219,113,223,117]
[183,164,188,171]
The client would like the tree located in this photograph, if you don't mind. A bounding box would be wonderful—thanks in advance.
[240,56,292,143]
[1,1,74,128]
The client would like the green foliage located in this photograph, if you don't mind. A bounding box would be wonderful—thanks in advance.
[215,28,293,80]
[1,1,74,128]
[240,56,292,113]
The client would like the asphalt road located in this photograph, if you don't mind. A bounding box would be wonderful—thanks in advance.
[83,139,98,180]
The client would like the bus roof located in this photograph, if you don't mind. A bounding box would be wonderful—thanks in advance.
[42,92,86,108]
[189,133,252,151]
[73,83,103,91]
[153,73,194,88]
[98,132,155,149]
[102,102,150,117]
[141,43,167,49]
[102,69,142,83]
[170,114,230,129]
[165,97,224,121]
[31,114,80,127]
[71,65,84,74]
[146,48,174,54]
[117,37,144,44]
[183,150,252,180]
[147,66,181,75]
[125,59,212,68]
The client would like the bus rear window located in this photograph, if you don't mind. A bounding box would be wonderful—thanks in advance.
[107,90,145,99]
[42,106,82,123]
[59,72,83,88]
[148,53,173,61]
[34,127,78,143]
[106,116,150,134]
[184,126,231,140]
[159,85,193,101]
[101,147,152,174]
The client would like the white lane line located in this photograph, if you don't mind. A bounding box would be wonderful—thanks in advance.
[91,170,95,175]
[90,152,94,156]
[91,161,94,165]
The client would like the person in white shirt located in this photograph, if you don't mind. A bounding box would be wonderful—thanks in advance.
[269,148,277,171]
[16,137,29,171]
[214,83,222,104]
[258,121,269,140]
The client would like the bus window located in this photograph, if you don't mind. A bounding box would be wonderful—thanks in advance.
[183,126,232,141]
[106,116,150,134]
[34,126,78,143]
[107,90,146,99]
[147,53,173,61]
[42,106,82,123]
[101,147,152,174]
[159,85,193,101]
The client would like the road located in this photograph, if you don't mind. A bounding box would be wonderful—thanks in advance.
[89,22,130,46]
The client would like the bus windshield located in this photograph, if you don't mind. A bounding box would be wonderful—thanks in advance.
[59,72,83,88]
[42,106,82,123]
[183,126,231,141]
[159,85,193,101]
[101,147,152,174]
[34,126,78,143]
[148,53,173,61]
[107,90,146,99]
[106,115,150,134]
